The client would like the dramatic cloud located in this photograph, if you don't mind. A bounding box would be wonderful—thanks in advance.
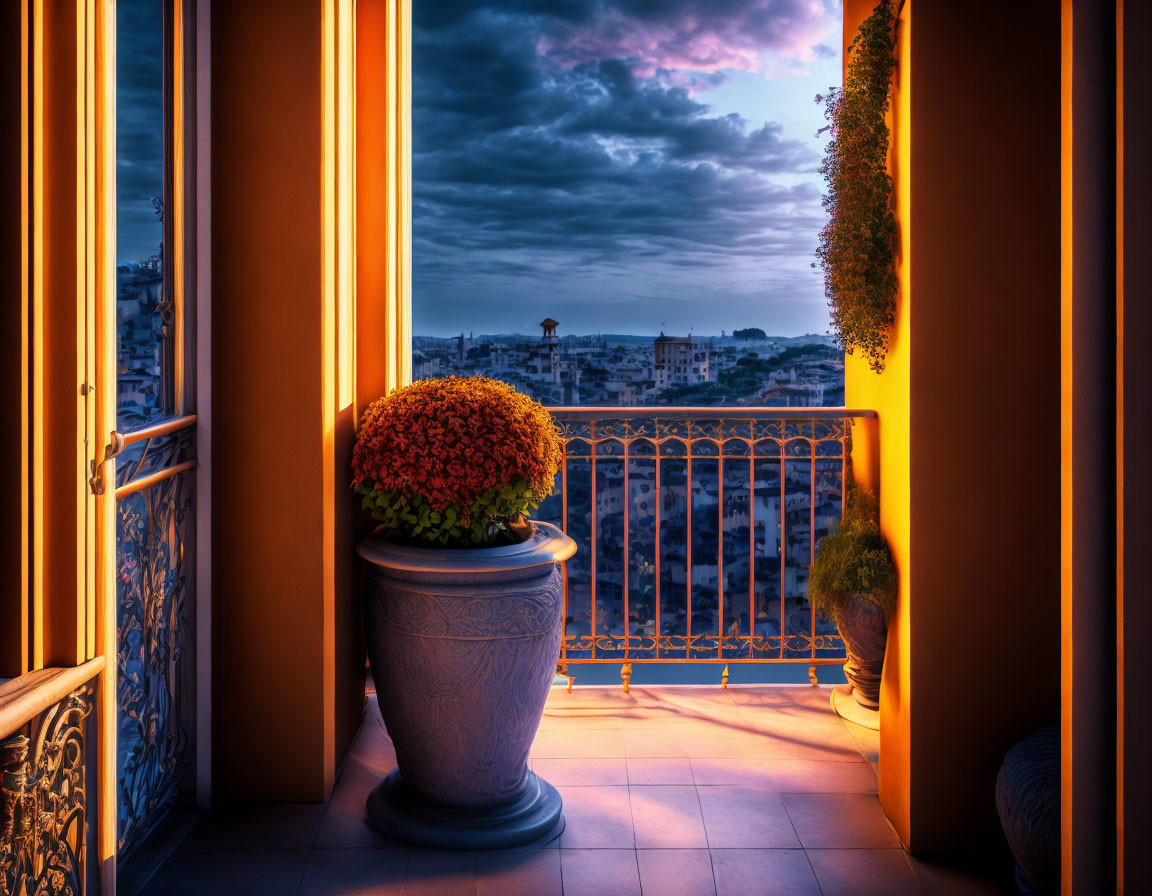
[414,0,841,336]
[537,0,841,78]
[115,0,840,335]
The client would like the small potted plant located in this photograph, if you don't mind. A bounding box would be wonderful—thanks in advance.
[810,485,896,715]
[352,377,576,849]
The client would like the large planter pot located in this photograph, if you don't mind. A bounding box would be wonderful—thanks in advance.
[357,521,576,850]
[996,727,1059,894]
[836,594,887,710]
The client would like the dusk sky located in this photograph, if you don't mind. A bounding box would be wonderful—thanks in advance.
[116,0,164,267]
[414,0,842,338]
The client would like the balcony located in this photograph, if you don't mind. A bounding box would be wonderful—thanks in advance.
[0,406,1009,893]
[107,408,1005,895]
[134,684,1004,894]
[4,0,1137,891]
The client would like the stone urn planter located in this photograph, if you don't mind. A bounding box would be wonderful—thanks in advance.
[996,727,1059,894]
[808,484,895,727]
[836,594,887,710]
[358,521,576,850]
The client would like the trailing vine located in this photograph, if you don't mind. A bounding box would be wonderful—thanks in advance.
[816,0,898,372]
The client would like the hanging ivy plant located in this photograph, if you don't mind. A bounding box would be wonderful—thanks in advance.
[816,0,898,372]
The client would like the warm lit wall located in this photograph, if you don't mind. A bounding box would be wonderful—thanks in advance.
[0,1,22,676]
[843,0,1062,854]
[342,0,413,764]
[1060,1,1116,887]
[840,0,912,843]
[210,0,362,803]
[1060,1,1152,890]
[1118,3,1151,887]
[41,0,81,669]
[355,0,410,399]
[39,0,93,671]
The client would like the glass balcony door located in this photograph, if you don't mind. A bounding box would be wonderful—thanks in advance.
[112,0,196,865]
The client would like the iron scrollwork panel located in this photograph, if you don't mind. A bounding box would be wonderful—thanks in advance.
[550,412,852,665]
[0,686,94,896]
[115,469,195,857]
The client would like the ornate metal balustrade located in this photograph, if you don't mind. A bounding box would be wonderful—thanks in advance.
[1,661,101,896]
[542,408,875,686]
[112,416,196,859]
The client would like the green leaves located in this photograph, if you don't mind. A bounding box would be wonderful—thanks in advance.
[354,480,542,548]
[809,485,896,620]
[816,0,898,372]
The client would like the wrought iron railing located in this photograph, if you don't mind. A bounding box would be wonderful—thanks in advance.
[1,658,102,896]
[111,414,197,857]
[541,408,875,688]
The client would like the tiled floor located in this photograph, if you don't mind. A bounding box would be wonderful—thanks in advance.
[141,686,1012,895]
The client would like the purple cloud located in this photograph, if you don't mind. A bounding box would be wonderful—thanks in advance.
[537,0,841,79]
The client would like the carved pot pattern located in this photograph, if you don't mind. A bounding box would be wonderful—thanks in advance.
[836,594,887,710]
[996,726,1059,894]
[359,522,576,848]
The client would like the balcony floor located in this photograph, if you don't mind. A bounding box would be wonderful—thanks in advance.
[142,685,1010,895]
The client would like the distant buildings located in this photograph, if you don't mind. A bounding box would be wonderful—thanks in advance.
[409,318,845,667]
[413,318,843,408]
[524,319,581,404]
[117,256,168,428]
[654,333,711,390]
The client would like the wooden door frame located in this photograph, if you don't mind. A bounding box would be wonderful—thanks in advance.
[91,0,199,888]
[20,0,117,889]
[91,0,117,888]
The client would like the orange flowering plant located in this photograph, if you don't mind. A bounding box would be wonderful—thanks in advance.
[352,377,563,547]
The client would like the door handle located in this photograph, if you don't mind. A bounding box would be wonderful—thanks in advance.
[88,431,125,496]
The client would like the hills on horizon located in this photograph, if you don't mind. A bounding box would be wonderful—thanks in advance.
[414,331,838,346]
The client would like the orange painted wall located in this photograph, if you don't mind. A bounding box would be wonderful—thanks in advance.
[0,1,23,676]
[1060,0,1117,887]
[210,0,362,802]
[41,0,87,669]
[355,0,410,396]
[840,0,912,843]
[3,0,106,678]
[843,0,1062,854]
[355,0,394,409]
[1118,3,1152,886]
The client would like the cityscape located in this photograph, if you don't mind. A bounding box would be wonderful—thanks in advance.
[117,253,169,431]
[414,319,845,408]
[413,319,850,669]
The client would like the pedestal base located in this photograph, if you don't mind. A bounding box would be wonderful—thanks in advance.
[366,769,565,850]
[831,683,880,731]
